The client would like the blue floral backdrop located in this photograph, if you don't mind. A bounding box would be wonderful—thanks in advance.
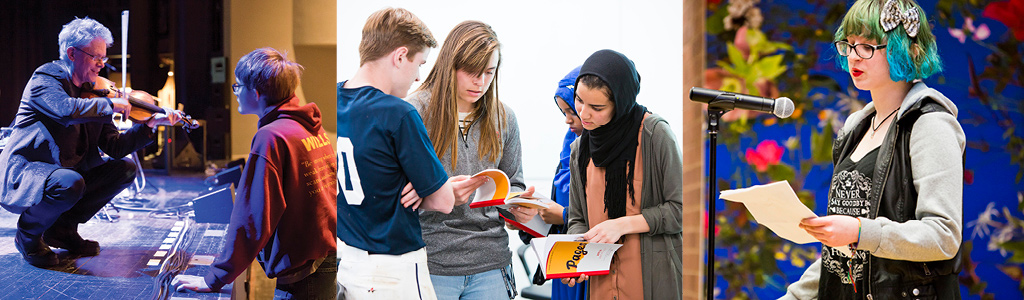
[704,0,1024,299]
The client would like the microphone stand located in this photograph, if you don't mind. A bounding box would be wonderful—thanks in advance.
[702,94,735,300]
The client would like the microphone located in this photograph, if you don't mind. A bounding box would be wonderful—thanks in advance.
[689,87,795,118]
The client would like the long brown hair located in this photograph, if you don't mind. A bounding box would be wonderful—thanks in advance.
[417,20,504,169]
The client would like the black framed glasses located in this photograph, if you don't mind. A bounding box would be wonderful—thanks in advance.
[834,41,887,59]
[73,47,109,64]
[231,83,244,94]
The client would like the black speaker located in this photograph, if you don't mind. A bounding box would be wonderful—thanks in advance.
[205,163,243,187]
[192,183,234,224]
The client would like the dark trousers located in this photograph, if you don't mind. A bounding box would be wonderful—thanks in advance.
[16,157,137,238]
[276,254,339,300]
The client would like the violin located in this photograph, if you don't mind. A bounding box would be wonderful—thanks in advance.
[81,76,201,133]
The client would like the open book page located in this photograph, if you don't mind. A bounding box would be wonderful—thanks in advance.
[470,169,549,209]
[504,195,549,209]
[472,169,511,208]
[720,181,852,257]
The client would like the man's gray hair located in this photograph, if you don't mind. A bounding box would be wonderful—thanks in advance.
[58,17,113,61]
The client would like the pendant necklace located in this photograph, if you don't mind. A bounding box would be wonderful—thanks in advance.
[871,109,898,138]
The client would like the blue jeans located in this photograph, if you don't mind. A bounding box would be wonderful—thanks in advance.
[430,265,515,300]
[275,254,338,300]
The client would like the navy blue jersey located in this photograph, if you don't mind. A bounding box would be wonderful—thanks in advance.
[336,81,448,255]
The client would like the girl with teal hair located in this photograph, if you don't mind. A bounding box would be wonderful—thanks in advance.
[783,0,965,299]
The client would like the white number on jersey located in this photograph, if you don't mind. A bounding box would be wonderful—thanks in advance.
[337,137,364,205]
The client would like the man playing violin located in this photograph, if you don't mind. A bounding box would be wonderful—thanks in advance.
[0,17,182,267]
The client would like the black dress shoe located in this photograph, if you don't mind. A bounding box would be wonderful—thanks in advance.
[43,224,100,256]
[15,231,59,267]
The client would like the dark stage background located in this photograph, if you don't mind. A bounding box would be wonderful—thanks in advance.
[0,0,230,162]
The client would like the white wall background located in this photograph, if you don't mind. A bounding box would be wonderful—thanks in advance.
[338,0,683,294]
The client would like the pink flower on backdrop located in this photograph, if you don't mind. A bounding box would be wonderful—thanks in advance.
[745,140,784,172]
[983,0,1024,41]
[949,18,991,43]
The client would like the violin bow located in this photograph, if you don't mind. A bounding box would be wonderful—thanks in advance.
[121,10,128,94]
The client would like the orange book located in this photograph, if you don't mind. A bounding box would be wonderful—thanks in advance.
[470,169,549,209]
[530,234,623,279]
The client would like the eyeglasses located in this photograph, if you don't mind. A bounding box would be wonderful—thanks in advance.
[73,47,109,64]
[231,83,244,94]
[834,41,887,59]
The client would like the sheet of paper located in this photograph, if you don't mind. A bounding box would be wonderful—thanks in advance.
[720,181,851,257]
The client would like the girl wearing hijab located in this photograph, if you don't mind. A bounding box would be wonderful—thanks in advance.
[563,49,683,299]
[407,20,535,299]
[516,66,588,300]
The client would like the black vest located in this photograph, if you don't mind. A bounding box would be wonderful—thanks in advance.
[821,98,963,300]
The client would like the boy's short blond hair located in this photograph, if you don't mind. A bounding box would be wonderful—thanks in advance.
[358,7,437,65]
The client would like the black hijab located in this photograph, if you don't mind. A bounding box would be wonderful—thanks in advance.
[575,49,647,220]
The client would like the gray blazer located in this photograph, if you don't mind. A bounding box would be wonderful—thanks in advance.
[567,113,683,300]
[0,61,154,214]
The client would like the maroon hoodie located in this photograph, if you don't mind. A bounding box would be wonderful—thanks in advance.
[205,96,337,290]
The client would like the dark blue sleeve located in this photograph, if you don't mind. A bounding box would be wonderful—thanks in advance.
[394,111,447,198]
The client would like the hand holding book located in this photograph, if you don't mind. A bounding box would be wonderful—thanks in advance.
[561,274,589,287]
[469,169,549,209]
[585,217,638,244]
[508,205,538,223]
[451,175,488,206]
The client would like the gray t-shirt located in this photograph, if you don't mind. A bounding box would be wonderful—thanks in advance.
[407,91,524,276]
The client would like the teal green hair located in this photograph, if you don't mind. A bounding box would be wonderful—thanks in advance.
[834,0,942,82]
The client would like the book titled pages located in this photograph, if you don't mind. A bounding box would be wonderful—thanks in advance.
[529,234,623,279]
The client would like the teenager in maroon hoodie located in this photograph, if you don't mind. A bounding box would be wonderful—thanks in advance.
[172,48,338,299]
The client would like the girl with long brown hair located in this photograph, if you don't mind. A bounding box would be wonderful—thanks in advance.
[407,20,534,299]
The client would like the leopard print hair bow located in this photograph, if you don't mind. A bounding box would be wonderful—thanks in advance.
[880,0,920,38]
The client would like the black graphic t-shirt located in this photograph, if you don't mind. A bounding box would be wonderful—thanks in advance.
[821,142,878,296]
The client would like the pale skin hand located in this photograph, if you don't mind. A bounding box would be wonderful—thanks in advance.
[452,176,489,206]
[584,215,650,244]
[799,215,861,248]
[539,201,565,225]
[171,274,212,292]
[400,175,487,209]
[507,186,539,223]
[400,180,425,209]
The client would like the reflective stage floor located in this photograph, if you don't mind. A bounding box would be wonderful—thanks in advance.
[0,171,239,299]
